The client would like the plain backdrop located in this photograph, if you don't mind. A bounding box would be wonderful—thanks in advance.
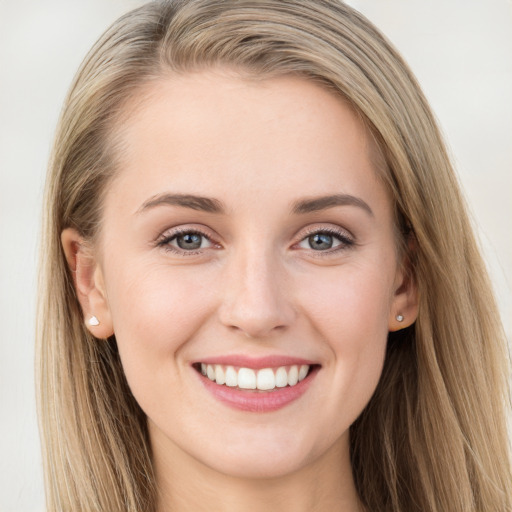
[0,1,510,510]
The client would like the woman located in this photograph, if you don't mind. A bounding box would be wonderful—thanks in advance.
[37,1,512,511]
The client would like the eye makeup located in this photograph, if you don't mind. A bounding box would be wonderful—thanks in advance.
[155,223,356,259]
[156,226,220,256]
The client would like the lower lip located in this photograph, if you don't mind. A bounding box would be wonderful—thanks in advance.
[196,366,319,413]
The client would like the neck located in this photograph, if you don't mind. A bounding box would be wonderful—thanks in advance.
[152,429,363,512]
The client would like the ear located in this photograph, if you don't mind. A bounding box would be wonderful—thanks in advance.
[388,246,419,332]
[61,228,114,338]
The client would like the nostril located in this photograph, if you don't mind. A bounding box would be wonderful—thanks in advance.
[219,304,294,339]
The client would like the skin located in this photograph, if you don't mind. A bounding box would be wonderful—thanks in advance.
[62,70,418,512]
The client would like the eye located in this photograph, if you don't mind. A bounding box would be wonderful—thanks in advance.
[306,233,337,251]
[296,228,354,252]
[174,232,209,250]
[157,228,216,254]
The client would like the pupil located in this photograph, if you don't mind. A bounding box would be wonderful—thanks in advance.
[177,233,202,250]
[309,233,333,250]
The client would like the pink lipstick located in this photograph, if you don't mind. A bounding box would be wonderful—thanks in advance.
[193,355,320,412]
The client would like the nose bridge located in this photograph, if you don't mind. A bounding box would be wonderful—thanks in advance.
[219,242,294,338]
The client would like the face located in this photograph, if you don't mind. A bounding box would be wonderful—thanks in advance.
[70,71,416,480]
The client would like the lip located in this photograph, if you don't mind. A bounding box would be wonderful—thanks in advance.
[194,354,317,369]
[193,359,320,413]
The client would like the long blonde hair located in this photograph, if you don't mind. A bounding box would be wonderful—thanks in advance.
[37,1,512,510]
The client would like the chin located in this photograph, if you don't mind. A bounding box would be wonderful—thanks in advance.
[195,429,323,480]
[206,452,310,480]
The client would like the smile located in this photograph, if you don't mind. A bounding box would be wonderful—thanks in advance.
[193,357,320,412]
[199,363,310,391]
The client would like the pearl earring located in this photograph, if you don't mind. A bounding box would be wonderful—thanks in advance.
[396,314,404,322]
[88,316,100,326]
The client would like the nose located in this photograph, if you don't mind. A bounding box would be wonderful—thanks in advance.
[218,247,296,339]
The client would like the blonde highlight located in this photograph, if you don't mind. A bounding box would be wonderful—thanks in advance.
[37,1,511,510]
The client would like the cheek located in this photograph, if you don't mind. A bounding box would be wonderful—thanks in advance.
[297,262,393,414]
[300,260,394,344]
[104,261,216,386]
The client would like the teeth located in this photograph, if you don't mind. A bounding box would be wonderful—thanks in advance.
[225,366,237,387]
[256,368,275,390]
[238,368,256,389]
[275,367,288,388]
[201,363,311,390]
[215,365,225,385]
[288,365,299,386]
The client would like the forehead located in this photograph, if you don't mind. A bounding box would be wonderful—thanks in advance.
[105,70,388,216]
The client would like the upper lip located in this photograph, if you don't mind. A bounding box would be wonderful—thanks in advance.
[193,354,318,369]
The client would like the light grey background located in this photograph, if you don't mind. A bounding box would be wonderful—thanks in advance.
[1,1,510,510]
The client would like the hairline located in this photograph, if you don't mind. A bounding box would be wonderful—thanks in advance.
[93,64,401,254]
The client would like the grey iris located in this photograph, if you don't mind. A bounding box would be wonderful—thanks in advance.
[309,233,333,250]
[177,233,202,250]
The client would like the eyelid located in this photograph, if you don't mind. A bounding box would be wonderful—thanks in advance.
[156,225,221,255]
[154,223,355,257]
[292,224,356,253]
[296,223,354,241]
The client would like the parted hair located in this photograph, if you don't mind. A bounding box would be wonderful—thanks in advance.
[37,1,512,510]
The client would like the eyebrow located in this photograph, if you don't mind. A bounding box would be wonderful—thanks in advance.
[137,192,373,217]
[291,194,374,217]
[137,193,225,214]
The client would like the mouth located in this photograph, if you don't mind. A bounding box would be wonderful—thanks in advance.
[193,362,315,391]
[192,359,320,412]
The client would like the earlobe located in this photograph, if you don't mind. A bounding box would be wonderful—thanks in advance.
[61,228,114,338]
[388,289,418,332]
[388,255,419,332]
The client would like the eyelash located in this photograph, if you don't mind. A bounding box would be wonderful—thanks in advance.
[156,227,217,255]
[297,226,355,255]
[156,226,355,256]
